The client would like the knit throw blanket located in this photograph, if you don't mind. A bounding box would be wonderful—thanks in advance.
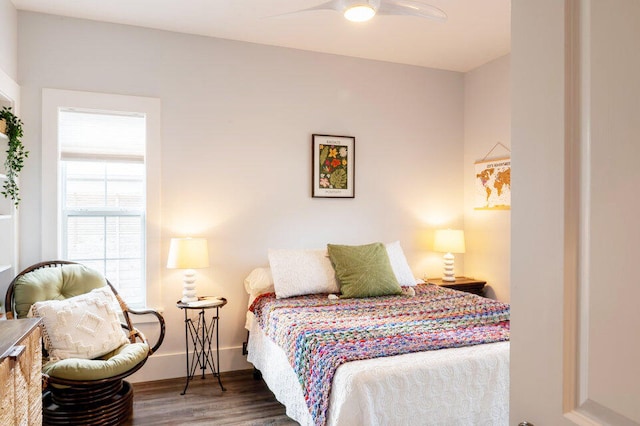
[250,284,510,426]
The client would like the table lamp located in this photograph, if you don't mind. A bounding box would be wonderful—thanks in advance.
[433,229,465,282]
[167,237,210,303]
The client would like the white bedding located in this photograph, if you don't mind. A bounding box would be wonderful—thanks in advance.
[247,312,509,426]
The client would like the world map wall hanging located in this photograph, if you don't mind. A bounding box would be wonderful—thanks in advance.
[474,156,511,210]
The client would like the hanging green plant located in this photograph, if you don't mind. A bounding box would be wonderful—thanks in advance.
[0,106,28,207]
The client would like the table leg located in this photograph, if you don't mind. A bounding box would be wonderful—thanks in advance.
[181,310,191,395]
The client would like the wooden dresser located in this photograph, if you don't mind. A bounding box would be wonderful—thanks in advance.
[0,318,42,426]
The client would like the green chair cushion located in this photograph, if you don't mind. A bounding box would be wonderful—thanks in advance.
[13,264,107,318]
[43,343,149,381]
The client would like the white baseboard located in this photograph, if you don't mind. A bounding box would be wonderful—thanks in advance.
[128,345,253,383]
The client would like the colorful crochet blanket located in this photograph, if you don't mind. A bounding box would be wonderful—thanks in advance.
[250,284,510,426]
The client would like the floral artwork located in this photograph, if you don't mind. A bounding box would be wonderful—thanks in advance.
[312,134,355,198]
[319,145,348,189]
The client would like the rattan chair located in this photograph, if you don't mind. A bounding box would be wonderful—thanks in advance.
[4,260,166,426]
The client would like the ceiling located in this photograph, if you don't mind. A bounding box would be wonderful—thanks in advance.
[11,0,511,72]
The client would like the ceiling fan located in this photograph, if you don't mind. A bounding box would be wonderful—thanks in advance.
[277,0,448,23]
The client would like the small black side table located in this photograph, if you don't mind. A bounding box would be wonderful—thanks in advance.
[176,297,227,395]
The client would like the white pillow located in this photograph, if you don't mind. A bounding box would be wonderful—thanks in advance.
[244,267,275,297]
[268,249,340,298]
[385,241,418,286]
[29,286,129,360]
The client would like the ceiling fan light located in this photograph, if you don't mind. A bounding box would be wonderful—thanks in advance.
[344,5,376,22]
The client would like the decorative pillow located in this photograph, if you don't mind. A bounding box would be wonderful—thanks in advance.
[327,242,402,298]
[243,267,275,297]
[385,241,418,286]
[268,249,340,298]
[29,286,129,360]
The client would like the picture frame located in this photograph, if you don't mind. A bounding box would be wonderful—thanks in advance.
[312,134,355,198]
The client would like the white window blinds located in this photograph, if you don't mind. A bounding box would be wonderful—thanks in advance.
[59,109,145,162]
[59,108,147,307]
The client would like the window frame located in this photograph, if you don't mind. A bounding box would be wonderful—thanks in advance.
[42,89,162,310]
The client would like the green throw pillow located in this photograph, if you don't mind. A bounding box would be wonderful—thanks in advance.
[327,242,402,298]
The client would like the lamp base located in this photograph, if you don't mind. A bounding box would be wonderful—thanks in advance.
[181,295,198,304]
[181,269,198,303]
[441,252,456,282]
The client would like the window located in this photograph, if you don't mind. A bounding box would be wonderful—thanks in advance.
[42,90,161,309]
[59,110,147,306]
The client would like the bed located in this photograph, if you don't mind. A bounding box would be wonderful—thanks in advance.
[245,243,510,426]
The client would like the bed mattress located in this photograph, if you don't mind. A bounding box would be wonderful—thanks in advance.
[248,313,509,426]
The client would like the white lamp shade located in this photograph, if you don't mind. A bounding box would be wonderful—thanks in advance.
[167,237,210,269]
[433,229,466,254]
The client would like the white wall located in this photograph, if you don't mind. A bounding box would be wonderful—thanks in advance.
[17,12,465,381]
[0,0,17,80]
[463,55,510,302]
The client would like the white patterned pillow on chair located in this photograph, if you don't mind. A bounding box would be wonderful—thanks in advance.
[30,286,129,360]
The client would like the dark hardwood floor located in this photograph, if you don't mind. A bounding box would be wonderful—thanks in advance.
[126,370,298,425]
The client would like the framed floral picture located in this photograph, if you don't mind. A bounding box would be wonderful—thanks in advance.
[312,134,355,198]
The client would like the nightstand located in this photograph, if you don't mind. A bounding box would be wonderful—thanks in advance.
[427,277,487,297]
[176,297,227,395]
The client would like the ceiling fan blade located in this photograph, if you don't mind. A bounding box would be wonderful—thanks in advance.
[269,0,343,18]
[377,0,447,22]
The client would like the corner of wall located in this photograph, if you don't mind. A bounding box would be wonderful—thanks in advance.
[462,54,511,302]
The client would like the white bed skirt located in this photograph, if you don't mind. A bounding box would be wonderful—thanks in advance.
[247,315,509,426]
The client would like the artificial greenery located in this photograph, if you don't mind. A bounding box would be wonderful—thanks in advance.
[0,106,28,207]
